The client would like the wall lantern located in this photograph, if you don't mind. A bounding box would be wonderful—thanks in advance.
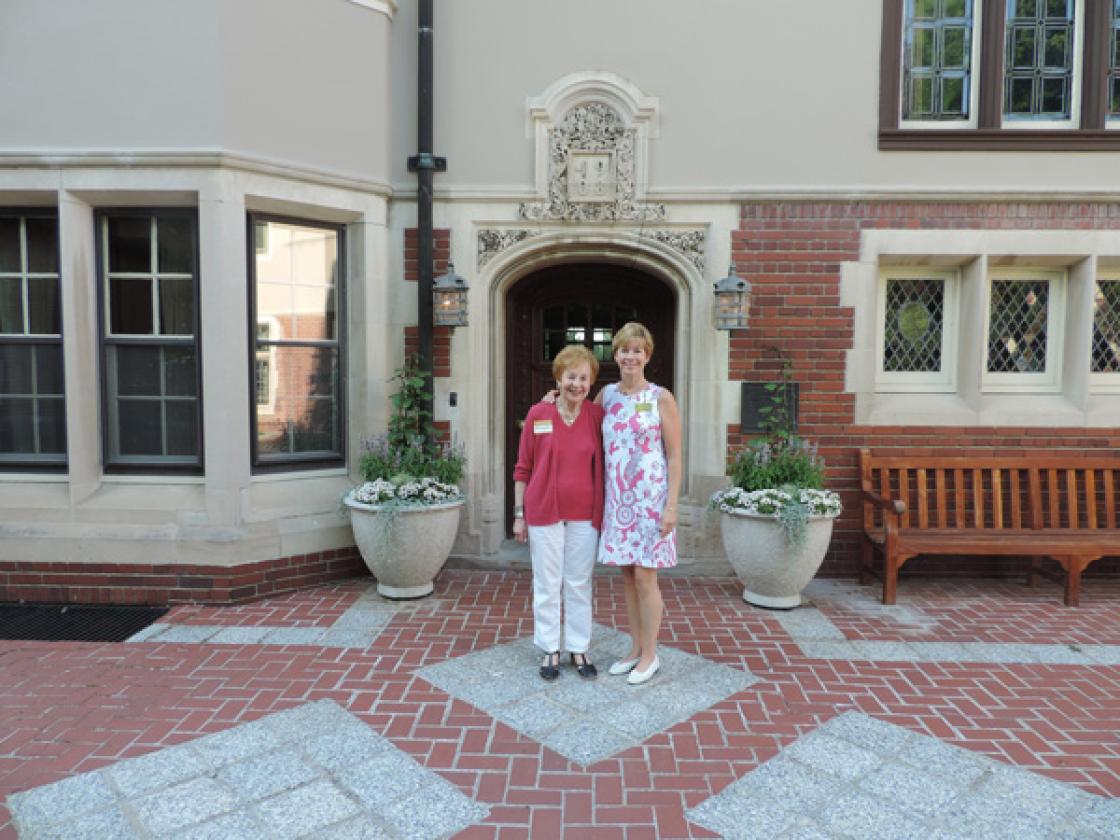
[433,261,469,327]
[713,264,752,330]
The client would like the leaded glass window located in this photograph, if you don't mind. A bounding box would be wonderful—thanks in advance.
[542,303,636,362]
[1091,280,1120,373]
[1110,2,1120,118]
[100,211,202,469]
[987,276,1051,373]
[0,211,66,466]
[882,276,946,372]
[250,216,345,470]
[1004,0,1076,120]
[902,0,975,121]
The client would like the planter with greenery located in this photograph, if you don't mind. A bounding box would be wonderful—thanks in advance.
[344,356,465,599]
[710,365,841,609]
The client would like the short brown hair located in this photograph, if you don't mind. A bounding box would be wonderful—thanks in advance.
[611,322,654,356]
[552,344,599,382]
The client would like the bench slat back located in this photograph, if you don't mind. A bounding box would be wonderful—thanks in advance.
[860,451,1120,532]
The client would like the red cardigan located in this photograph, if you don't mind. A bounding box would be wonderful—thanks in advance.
[513,402,604,530]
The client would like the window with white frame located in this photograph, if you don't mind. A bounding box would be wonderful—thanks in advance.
[98,210,202,470]
[1091,277,1120,379]
[248,215,344,471]
[983,268,1066,391]
[1004,0,1081,125]
[0,211,65,467]
[876,268,959,391]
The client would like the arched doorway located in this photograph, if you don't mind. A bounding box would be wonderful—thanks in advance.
[504,262,676,534]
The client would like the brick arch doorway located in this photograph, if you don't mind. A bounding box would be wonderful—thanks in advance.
[505,262,676,535]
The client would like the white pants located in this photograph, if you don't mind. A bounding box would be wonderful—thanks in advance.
[528,520,598,654]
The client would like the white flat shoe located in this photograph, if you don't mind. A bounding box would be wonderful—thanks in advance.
[627,657,660,685]
[608,657,640,676]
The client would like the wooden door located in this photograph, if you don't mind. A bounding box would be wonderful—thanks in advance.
[505,264,675,534]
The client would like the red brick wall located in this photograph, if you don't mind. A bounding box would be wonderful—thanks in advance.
[403,227,453,377]
[731,201,1120,578]
[0,549,365,606]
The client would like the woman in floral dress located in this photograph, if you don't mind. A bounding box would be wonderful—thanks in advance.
[596,322,682,685]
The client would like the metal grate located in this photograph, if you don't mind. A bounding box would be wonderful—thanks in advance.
[0,603,168,642]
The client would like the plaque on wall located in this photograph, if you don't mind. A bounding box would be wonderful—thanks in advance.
[739,382,799,435]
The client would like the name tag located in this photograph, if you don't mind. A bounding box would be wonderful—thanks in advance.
[635,402,653,413]
[533,419,553,435]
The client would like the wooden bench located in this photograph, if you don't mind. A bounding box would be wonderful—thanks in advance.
[859,449,1120,606]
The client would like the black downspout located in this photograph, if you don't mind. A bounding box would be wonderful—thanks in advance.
[407,0,446,443]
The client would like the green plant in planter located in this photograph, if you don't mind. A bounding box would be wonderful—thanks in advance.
[711,360,840,545]
[352,354,465,507]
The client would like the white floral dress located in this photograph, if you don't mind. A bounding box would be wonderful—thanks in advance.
[597,383,677,569]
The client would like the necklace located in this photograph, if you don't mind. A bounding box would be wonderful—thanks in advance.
[557,401,580,426]
[617,380,648,396]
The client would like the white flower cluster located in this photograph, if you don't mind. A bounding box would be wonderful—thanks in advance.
[710,486,842,518]
[350,477,463,506]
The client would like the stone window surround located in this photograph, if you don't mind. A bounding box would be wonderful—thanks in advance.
[880,0,1120,149]
[845,227,1120,427]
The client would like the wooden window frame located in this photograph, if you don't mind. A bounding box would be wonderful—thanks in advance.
[881,0,1117,149]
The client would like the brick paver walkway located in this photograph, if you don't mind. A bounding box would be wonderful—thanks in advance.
[1,571,1118,838]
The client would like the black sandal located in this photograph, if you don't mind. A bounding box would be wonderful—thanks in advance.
[570,652,598,680]
[540,651,560,681]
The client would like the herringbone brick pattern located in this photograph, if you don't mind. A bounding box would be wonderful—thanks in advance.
[1,571,1117,838]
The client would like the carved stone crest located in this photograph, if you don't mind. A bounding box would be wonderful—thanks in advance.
[520,102,665,223]
[477,229,537,267]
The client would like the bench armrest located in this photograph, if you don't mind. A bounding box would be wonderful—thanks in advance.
[861,489,907,516]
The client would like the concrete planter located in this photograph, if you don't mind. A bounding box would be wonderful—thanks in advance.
[344,496,464,599]
[719,509,837,609]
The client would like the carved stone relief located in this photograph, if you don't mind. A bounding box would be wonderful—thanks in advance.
[477,227,704,273]
[519,101,665,223]
[477,229,537,267]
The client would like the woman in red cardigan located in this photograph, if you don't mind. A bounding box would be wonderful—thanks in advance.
[513,345,605,681]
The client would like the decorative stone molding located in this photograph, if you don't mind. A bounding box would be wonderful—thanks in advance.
[642,229,706,271]
[521,73,663,224]
[478,229,538,267]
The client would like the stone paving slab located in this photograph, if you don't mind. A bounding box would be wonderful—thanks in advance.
[5,699,487,840]
[775,604,1120,665]
[125,593,403,649]
[417,623,759,767]
[685,711,1119,840]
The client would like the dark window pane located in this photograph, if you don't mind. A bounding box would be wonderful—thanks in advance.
[110,277,154,334]
[35,345,64,394]
[107,217,151,273]
[0,219,19,273]
[116,399,162,456]
[157,217,193,274]
[164,346,198,397]
[1012,28,1036,68]
[1008,77,1035,112]
[1015,0,1037,17]
[0,345,32,393]
[25,218,58,274]
[28,277,59,335]
[942,76,965,113]
[159,277,194,335]
[0,277,23,334]
[912,27,935,67]
[114,345,161,396]
[943,27,966,67]
[37,397,66,454]
[1045,0,1068,17]
[0,398,35,453]
[543,306,563,329]
[165,400,199,456]
[1112,77,1120,115]
[1043,28,1067,68]
[257,346,340,456]
[1041,77,1067,113]
[945,0,967,16]
[914,0,938,18]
